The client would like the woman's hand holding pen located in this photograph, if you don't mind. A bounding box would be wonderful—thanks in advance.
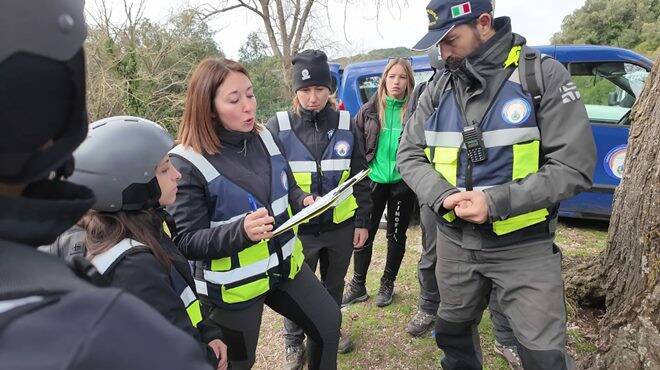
[244,208,274,241]
[303,195,316,207]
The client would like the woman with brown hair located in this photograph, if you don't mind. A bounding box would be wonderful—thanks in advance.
[48,116,227,369]
[167,58,341,370]
[342,58,417,309]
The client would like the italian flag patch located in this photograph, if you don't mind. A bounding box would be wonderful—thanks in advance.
[451,2,472,18]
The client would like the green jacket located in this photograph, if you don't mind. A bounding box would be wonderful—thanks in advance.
[362,95,406,184]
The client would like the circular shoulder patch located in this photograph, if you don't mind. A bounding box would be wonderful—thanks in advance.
[334,140,351,157]
[501,98,531,125]
[604,145,627,180]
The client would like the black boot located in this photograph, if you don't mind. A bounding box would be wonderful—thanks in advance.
[375,278,394,307]
[341,279,368,307]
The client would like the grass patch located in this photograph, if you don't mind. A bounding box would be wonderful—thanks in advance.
[567,328,598,356]
[555,218,609,258]
[252,220,602,369]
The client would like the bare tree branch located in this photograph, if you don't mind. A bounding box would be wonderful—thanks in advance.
[291,0,315,54]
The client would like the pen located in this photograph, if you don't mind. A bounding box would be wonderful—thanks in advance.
[247,195,259,212]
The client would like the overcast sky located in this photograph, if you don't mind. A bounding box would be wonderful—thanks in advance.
[88,0,586,59]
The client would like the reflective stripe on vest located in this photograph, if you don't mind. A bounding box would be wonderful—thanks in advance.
[90,239,203,326]
[425,127,541,149]
[424,47,549,234]
[203,237,296,285]
[276,110,358,224]
[169,129,305,305]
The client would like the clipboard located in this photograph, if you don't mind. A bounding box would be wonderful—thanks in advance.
[272,169,371,237]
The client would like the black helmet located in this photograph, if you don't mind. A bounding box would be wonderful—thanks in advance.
[69,116,175,212]
[0,0,88,184]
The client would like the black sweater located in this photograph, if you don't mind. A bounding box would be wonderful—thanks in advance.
[266,104,372,234]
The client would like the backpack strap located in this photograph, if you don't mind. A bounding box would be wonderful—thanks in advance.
[518,45,550,112]
[431,71,452,109]
[406,81,428,121]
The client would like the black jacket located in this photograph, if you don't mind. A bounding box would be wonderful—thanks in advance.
[46,216,223,365]
[168,125,308,264]
[266,103,372,234]
[0,180,213,370]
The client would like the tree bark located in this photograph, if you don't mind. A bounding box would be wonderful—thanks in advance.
[589,54,660,370]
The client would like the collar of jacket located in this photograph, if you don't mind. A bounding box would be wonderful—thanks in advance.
[298,102,333,126]
[214,123,258,153]
[0,179,94,247]
[449,17,518,89]
[385,95,406,108]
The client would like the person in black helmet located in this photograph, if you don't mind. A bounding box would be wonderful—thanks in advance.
[0,1,215,369]
[46,116,228,369]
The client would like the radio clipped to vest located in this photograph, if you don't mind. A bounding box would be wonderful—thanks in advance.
[462,126,487,163]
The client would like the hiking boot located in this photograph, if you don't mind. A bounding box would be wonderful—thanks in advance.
[405,310,436,337]
[337,331,354,354]
[493,342,523,370]
[375,279,394,307]
[341,281,368,307]
[284,343,305,370]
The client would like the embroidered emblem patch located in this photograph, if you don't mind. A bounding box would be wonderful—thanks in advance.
[501,98,531,125]
[334,140,351,157]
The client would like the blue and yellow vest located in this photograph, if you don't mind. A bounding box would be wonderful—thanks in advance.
[424,46,550,236]
[275,110,358,224]
[169,129,305,306]
[90,238,203,327]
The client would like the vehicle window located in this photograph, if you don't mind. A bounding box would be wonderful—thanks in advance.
[358,70,435,103]
[568,62,649,125]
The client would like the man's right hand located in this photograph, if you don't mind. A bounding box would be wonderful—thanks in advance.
[443,191,488,224]
[243,208,274,241]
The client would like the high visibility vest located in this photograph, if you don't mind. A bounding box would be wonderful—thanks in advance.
[424,46,549,236]
[169,129,305,306]
[275,110,358,224]
[90,238,203,327]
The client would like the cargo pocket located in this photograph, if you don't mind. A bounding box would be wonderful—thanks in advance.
[436,259,462,306]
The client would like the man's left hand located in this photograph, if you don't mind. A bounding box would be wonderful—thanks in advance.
[445,191,489,224]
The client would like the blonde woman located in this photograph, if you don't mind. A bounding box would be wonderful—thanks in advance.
[343,57,416,308]
[266,50,372,366]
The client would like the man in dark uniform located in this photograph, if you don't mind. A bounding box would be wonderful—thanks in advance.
[398,0,596,368]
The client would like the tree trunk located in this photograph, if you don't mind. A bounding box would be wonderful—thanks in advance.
[590,54,660,369]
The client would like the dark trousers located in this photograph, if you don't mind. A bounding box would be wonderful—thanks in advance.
[421,206,516,347]
[284,223,354,345]
[351,181,415,285]
[210,265,341,370]
[433,232,573,370]
[418,204,441,314]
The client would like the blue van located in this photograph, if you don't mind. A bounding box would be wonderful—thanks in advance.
[336,45,654,220]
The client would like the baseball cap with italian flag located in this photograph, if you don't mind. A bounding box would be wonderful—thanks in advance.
[412,0,493,51]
